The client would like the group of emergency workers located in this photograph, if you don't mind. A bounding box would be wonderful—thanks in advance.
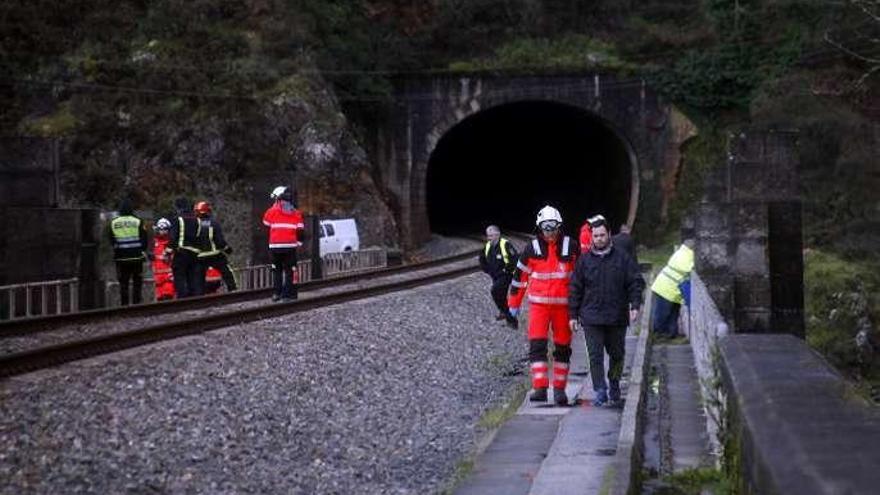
[480,206,645,407]
[108,185,304,305]
[109,197,238,304]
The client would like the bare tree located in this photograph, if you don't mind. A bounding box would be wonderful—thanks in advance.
[824,0,880,88]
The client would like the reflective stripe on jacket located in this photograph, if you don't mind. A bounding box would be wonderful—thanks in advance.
[152,235,173,275]
[479,238,518,279]
[508,235,579,309]
[650,244,694,304]
[176,216,201,254]
[262,201,304,248]
[110,215,145,261]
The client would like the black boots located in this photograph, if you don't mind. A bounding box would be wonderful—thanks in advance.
[554,388,569,406]
[529,388,548,402]
[529,388,569,406]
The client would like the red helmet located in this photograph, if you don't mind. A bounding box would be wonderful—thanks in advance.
[194,201,212,216]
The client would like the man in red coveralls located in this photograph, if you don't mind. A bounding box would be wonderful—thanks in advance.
[508,205,580,406]
[151,218,176,301]
[262,186,305,301]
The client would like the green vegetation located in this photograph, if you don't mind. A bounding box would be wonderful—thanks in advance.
[478,381,527,430]
[449,34,632,73]
[804,249,880,395]
[660,467,734,495]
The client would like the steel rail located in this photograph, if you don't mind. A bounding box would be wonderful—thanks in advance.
[0,250,481,337]
[0,262,479,379]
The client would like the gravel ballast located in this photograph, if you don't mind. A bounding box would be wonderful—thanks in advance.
[0,271,526,494]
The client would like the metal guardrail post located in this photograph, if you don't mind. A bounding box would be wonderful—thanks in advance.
[309,216,322,280]
[25,285,32,318]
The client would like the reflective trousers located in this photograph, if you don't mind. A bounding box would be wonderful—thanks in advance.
[527,303,572,390]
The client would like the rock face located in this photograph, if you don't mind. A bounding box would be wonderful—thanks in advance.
[49,68,397,268]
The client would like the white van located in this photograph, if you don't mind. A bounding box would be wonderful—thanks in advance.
[319,218,360,257]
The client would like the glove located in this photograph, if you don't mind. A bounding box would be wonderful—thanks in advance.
[509,308,520,318]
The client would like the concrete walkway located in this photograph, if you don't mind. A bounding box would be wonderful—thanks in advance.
[455,329,638,495]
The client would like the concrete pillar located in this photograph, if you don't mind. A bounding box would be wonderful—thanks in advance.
[694,129,804,336]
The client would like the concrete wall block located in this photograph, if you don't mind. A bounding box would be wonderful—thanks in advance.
[719,334,880,494]
[695,203,732,237]
[734,308,772,333]
[734,240,768,276]
[731,203,767,240]
[696,240,732,272]
[0,174,56,207]
[734,277,772,307]
[729,130,764,163]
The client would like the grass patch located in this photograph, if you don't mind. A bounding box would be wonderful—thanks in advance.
[479,381,528,430]
[638,240,676,269]
[803,248,880,399]
[653,467,734,495]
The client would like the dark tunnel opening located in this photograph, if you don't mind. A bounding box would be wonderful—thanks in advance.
[426,101,634,238]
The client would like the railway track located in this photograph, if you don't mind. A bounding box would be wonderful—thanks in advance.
[0,249,484,379]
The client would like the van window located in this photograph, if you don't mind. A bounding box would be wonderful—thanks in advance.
[319,225,326,238]
[325,224,335,236]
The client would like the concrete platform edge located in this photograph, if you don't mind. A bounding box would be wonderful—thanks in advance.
[609,289,653,495]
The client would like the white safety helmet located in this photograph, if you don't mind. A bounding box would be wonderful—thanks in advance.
[587,214,607,227]
[154,217,171,232]
[535,205,563,229]
[270,186,288,200]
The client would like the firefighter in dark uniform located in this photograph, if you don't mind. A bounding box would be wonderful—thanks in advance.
[108,199,148,305]
[167,197,203,298]
[193,201,237,292]
[478,225,519,328]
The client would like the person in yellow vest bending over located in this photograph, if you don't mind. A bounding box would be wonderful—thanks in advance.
[478,225,519,328]
[650,239,695,339]
[108,198,148,306]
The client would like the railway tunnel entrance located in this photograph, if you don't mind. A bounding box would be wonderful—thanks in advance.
[426,101,636,238]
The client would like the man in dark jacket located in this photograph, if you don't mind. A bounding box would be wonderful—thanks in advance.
[193,200,237,292]
[108,198,148,305]
[478,225,519,328]
[167,197,203,298]
[568,217,645,406]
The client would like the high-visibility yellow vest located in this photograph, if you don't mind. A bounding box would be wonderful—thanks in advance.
[650,244,694,304]
[198,224,220,258]
[485,238,511,265]
[110,215,144,261]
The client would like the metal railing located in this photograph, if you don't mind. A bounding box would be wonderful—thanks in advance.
[322,247,388,278]
[102,248,388,305]
[6,249,389,316]
[0,278,79,320]
[234,259,314,291]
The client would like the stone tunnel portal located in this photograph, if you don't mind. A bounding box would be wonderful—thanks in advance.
[427,101,636,238]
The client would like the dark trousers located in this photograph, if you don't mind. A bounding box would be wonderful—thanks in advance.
[172,250,203,298]
[115,260,143,306]
[583,324,626,393]
[196,254,238,291]
[651,294,681,337]
[271,249,298,298]
[490,274,512,315]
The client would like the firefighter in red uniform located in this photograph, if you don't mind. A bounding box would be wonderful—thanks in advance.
[262,186,305,301]
[151,218,176,301]
[578,214,604,254]
[508,205,580,406]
